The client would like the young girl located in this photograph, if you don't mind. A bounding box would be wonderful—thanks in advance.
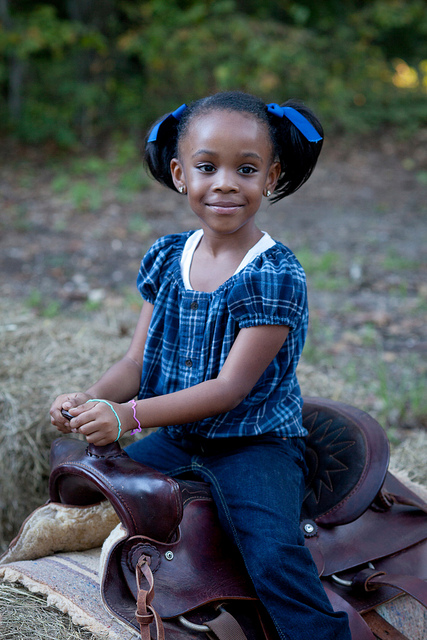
[50,91,351,639]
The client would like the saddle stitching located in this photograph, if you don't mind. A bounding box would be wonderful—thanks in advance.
[314,422,371,521]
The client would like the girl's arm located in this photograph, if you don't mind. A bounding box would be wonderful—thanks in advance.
[66,322,289,445]
[49,302,153,432]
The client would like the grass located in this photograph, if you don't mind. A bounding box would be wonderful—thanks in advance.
[293,232,427,436]
[48,139,151,214]
[7,204,33,233]
[381,249,422,272]
[295,247,351,291]
[375,358,427,430]
[126,215,152,238]
[301,299,427,434]
[25,289,62,318]
[416,170,427,186]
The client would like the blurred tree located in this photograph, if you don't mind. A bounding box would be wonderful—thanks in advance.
[0,0,425,145]
[0,0,25,120]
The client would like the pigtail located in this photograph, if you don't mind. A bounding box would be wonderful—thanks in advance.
[144,114,180,192]
[268,100,323,202]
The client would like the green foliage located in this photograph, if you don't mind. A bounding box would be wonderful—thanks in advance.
[0,0,426,145]
[26,288,61,317]
[45,138,150,215]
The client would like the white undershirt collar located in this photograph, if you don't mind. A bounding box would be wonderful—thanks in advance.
[180,229,276,291]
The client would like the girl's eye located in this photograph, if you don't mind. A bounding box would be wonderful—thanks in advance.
[239,166,257,175]
[198,163,216,173]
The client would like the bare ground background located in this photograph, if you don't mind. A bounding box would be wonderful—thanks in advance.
[0,134,426,552]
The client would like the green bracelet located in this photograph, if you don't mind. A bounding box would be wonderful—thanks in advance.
[86,399,122,442]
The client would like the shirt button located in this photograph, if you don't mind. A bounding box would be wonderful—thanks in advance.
[185,359,193,367]
[190,301,199,310]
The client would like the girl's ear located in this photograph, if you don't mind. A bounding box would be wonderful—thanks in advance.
[265,161,281,196]
[170,158,185,192]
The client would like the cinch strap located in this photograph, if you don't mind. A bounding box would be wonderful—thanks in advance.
[266,103,322,143]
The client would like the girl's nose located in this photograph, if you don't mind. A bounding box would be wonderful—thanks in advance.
[213,169,239,192]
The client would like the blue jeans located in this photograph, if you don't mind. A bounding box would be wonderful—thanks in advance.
[125,429,351,640]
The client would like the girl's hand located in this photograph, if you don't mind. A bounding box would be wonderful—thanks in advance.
[63,400,130,446]
[50,392,95,433]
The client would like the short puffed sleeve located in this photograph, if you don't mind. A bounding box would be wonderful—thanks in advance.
[227,245,307,330]
[137,233,188,303]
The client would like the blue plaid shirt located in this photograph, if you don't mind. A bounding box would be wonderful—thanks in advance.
[137,231,309,439]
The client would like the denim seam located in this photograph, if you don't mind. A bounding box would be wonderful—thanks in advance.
[166,464,195,478]
[190,459,290,640]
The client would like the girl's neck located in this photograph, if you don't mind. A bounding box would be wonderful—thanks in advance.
[189,226,264,292]
[200,223,263,256]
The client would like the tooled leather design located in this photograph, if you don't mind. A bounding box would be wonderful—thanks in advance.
[301,398,390,527]
[177,479,212,507]
[302,410,358,519]
[304,413,356,502]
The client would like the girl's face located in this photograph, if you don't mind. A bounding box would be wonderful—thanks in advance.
[170,110,280,239]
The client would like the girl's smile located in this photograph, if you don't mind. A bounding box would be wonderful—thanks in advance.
[170,111,280,241]
[206,200,243,215]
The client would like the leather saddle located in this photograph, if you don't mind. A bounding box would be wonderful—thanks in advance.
[49,397,427,640]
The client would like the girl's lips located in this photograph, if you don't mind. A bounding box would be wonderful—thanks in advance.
[208,202,243,214]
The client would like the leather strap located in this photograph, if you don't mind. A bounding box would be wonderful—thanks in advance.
[135,555,165,640]
[362,610,410,640]
[385,491,427,515]
[323,585,376,640]
[362,570,427,609]
[133,557,250,640]
[205,608,248,640]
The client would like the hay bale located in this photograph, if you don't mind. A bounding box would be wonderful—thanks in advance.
[0,298,139,551]
[390,430,427,487]
[0,583,102,639]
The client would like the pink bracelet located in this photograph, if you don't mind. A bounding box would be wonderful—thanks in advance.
[129,399,142,434]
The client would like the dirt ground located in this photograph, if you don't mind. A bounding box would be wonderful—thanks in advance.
[1,134,426,436]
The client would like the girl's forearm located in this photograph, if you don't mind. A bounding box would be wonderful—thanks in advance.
[127,376,243,433]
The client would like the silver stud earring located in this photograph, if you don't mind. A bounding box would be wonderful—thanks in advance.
[265,190,272,197]
[178,185,186,194]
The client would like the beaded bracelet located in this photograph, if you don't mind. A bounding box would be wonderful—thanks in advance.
[86,399,121,442]
[129,398,142,435]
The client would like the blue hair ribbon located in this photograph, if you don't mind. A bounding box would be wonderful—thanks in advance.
[147,104,187,143]
[266,103,322,143]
